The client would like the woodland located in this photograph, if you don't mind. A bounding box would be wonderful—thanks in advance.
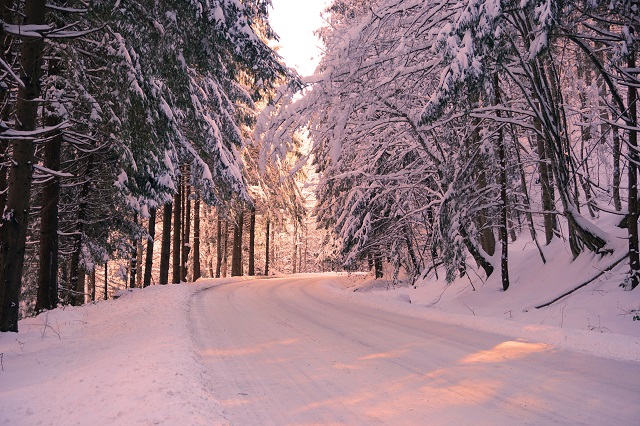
[1,0,639,332]
[262,1,640,295]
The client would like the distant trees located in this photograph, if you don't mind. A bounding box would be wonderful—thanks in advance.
[260,0,638,291]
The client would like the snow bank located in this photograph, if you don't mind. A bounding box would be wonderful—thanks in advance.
[327,234,640,363]
[0,279,244,426]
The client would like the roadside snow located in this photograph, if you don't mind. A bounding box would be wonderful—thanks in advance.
[331,235,640,363]
[0,280,242,426]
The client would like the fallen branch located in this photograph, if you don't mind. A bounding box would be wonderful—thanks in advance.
[535,252,629,309]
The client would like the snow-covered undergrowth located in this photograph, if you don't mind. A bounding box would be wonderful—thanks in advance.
[336,218,640,363]
[0,279,245,425]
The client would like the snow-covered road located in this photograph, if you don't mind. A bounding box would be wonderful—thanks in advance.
[191,276,640,425]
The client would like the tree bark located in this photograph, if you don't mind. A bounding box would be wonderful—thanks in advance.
[460,225,494,278]
[0,0,47,332]
[374,251,383,279]
[68,157,94,306]
[231,211,244,276]
[193,194,201,281]
[104,262,108,300]
[143,208,156,287]
[494,74,510,291]
[265,216,270,276]
[222,220,229,277]
[77,266,86,305]
[89,268,96,302]
[248,207,256,276]
[534,105,558,245]
[472,119,496,256]
[135,239,143,288]
[215,218,222,278]
[612,127,622,211]
[292,222,298,274]
[0,0,15,215]
[181,177,191,282]
[129,242,138,289]
[172,181,181,283]
[36,122,62,312]
[159,204,172,284]
[627,52,639,290]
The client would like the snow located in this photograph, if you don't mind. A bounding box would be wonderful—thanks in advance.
[1,240,639,424]
[340,235,640,363]
[0,279,246,425]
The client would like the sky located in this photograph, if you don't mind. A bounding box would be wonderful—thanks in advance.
[269,0,331,76]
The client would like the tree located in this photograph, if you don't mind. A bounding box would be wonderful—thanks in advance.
[143,208,156,287]
[193,194,201,281]
[0,0,49,331]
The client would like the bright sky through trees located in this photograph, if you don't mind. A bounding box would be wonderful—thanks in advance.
[269,0,330,76]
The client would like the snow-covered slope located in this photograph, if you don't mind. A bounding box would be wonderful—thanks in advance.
[341,227,640,362]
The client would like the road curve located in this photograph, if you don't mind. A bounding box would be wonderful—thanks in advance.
[190,276,640,425]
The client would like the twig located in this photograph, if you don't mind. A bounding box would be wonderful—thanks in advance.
[40,313,61,340]
[535,252,629,309]
[464,303,476,316]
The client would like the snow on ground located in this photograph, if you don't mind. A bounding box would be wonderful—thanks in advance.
[1,228,640,425]
[335,223,640,363]
[0,279,245,425]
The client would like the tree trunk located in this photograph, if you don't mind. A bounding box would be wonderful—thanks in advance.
[627,52,639,290]
[472,119,496,256]
[135,239,143,288]
[36,122,62,312]
[216,218,222,278]
[159,203,172,284]
[460,224,494,278]
[181,178,191,282]
[89,268,96,302]
[129,242,137,289]
[77,266,86,305]
[143,208,156,287]
[494,74,510,291]
[265,216,270,276]
[534,106,558,245]
[231,211,244,276]
[172,181,181,283]
[104,262,108,300]
[248,207,256,276]
[222,221,229,277]
[69,157,94,306]
[129,214,139,289]
[374,251,383,279]
[0,0,15,216]
[612,127,622,211]
[0,0,47,332]
[292,222,298,274]
[193,194,201,281]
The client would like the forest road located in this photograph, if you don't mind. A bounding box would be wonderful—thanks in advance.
[190,275,640,425]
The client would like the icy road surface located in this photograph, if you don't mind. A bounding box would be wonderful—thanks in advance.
[191,276,640,425]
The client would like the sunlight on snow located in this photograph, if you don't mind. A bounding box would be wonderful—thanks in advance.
[460,340,552,364]
[201,338,299,357]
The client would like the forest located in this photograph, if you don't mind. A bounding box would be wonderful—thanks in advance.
[1,0,639,333]
[261,1,640,293]
[0,0,316,332]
